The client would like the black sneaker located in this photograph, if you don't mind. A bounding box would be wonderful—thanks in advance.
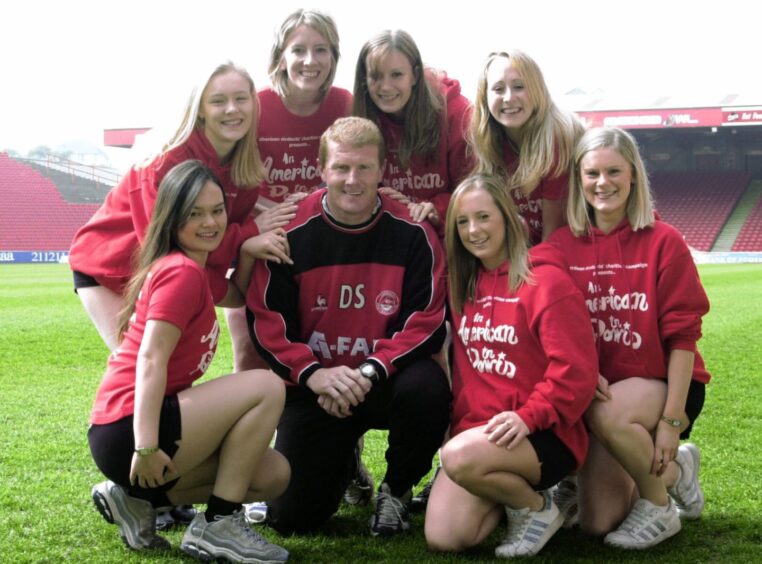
[344,437,374,506]
[370,483,411,537]
[155,504,197,531]
[409,466,440,513]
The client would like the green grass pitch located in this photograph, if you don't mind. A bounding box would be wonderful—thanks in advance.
[1,263,760,562]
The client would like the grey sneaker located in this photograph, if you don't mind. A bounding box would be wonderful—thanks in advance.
[344,438,374,506]
[604,497,681,550]
[495,490,563,558]
[180,510,289,563]
[552,477,579,528]
[668,443,704,520]
[370,483,411,537]
[91,480,170,551]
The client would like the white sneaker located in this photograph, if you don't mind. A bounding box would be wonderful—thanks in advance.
[604,498,681,550]
[494,490,563,558]
[668,443,704,520]
[243,501,268,524]
[552,477,578,528]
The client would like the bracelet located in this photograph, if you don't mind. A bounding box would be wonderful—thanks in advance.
[134,446,159,456]
[660,415,682,428]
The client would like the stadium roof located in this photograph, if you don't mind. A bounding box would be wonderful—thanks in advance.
[103,91,762,147]
[560,90,762,130]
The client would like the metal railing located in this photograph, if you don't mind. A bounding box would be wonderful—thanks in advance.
[19,156,120,187]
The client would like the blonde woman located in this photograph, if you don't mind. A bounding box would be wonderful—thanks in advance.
[425,174,596,558]
[546,127,709,549]
[470,50,583,245]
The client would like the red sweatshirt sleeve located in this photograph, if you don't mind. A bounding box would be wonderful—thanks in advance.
[247,257,322,385]
[430,88,473,233]
[126,164,160,245]
[655,227,710,352]
[515,267,598,432]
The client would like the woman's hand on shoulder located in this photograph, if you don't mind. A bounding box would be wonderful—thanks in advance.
[241,229,292,265]
[129,449,177,489]
[379,186,411,205]
[484,410,529,449]
[408,201,439,226]
[284,191,311,204]
[254,200,299,233]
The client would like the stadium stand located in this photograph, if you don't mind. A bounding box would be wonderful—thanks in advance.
[650,171,751,251]
[732,193,762,251]
[0,153,100,251]
[23,160,114,204]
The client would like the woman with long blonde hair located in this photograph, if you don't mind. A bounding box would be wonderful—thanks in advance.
[470,50,583,245]
[547,127,710,549]
[70,60,294,352]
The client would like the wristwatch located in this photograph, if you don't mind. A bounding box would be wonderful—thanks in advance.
[134,446,159,456]
[359,362,379,384]
[660,415,682,428]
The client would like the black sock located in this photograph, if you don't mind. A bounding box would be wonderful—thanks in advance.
[126,487,169,509]
[205,494,242,521]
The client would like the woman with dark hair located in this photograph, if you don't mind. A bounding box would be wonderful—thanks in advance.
[353,29,472,235]
[88,160,291,562]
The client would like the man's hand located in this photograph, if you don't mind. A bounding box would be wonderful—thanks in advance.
[307,366,373,418]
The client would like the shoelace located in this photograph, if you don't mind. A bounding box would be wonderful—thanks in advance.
[502,511,531,545]
[226,511,270,546]
[554,484,577,513]
[376,491,405,525]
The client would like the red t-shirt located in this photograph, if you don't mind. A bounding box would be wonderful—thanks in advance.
[90,252,220,424]
[256,86,352,207]
[502,141,569,246]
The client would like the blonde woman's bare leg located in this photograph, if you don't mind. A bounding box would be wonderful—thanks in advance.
[77,285,124,351]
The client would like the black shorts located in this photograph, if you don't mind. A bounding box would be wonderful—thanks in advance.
[527,429,576,491]
[681,379,705,440]
[88,395,183,494]
[72,270,99,293]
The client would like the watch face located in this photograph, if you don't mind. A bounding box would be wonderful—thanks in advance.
[361,363,376,380]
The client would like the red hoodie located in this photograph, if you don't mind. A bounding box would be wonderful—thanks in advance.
[546,220,711,385]
[69,128,259,301]
[450,254,598,468]
[376,71,473,232]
